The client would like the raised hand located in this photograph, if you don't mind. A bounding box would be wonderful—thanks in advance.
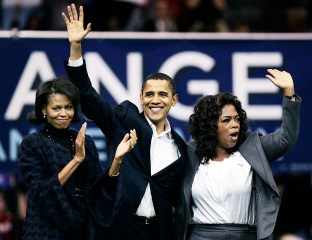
[266,69,295,96]
[62,4,91,44]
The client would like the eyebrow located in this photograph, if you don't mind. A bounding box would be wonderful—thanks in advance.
[50,103,72,107]
[144,90,170,94]
[220,115,239,119]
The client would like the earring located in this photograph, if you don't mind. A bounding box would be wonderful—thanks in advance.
[43,114,46,118]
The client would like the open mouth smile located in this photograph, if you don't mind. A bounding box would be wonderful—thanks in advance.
[149,107,163,114]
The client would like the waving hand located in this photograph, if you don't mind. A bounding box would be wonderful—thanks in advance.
[62,4,91,60]
[266,69,295,97]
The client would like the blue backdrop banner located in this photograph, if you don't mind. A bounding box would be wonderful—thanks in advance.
[0,32,311,188]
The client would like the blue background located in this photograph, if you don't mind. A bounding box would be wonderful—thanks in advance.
[0,33,311,188]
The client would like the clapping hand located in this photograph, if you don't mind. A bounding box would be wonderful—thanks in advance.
[114,129,138,161]
[73,122,87,163]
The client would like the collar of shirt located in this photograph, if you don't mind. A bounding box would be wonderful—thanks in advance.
[145,115,173,140]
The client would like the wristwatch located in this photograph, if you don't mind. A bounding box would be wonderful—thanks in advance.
[285,93,296,101]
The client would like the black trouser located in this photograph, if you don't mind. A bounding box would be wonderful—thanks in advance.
[126,216,159,240]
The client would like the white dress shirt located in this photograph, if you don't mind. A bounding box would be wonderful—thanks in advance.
[190,151,255,225]
[135,117,180,217]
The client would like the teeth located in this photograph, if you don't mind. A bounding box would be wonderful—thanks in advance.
[150,107,162,113]
[230,133,238,140]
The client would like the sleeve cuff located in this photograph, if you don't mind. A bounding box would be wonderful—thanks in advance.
[68,56,83,67]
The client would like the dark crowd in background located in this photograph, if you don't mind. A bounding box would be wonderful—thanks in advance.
[0,0,312,240]
[1,0,312,32]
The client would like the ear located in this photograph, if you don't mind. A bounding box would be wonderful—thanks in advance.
[140,94,143,105]
[172,94,178,106]
[42,106,46,116]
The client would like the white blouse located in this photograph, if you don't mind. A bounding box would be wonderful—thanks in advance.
[190,151,255,225]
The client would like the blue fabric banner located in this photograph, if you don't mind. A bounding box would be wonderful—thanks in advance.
[0,32,311,187]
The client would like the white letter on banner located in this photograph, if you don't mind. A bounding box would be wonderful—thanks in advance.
[0,140,7,161]
[159,51,218,121]
[232,52,283,120]
[85,52,142,108]
[5,51,55,120]
[9,128,23,162]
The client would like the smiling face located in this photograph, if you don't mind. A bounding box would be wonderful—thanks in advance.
[42,93,74,129]
[217,104,240,151]
[140,79,177,133]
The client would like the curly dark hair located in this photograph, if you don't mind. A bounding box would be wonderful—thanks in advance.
[27,77,82,125]
[189,92,248,163]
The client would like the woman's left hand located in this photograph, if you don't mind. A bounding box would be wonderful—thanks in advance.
[73,122,87,163]
[266,69,295,96]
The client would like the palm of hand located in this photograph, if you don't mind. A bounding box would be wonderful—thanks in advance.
[115,142,131,159]
[267,69,294,90]
[275,72,293,89]
[67,22,85,43]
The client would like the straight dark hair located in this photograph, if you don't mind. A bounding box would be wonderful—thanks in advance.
[27,77,82,125]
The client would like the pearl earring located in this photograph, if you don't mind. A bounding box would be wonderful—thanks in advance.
[43,114,46,118]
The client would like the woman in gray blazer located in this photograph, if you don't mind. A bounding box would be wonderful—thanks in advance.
[175,69,301,240]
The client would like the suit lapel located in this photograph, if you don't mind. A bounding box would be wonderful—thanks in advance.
[139,113,153,173]
[239,132,279,193]
[184,144,200,210]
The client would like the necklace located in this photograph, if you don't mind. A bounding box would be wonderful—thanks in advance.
[44,128,75,157]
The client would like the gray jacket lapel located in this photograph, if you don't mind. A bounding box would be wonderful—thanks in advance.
[239,132,279,194]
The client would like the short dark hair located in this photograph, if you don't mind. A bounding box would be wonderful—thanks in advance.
[27,77,82,125]
[141,72,176,96]
[189,92,248,163]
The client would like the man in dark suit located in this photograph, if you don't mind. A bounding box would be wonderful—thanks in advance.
[62,4,188,240]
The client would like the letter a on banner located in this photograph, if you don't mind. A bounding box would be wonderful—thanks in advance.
[5,51,55,120]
